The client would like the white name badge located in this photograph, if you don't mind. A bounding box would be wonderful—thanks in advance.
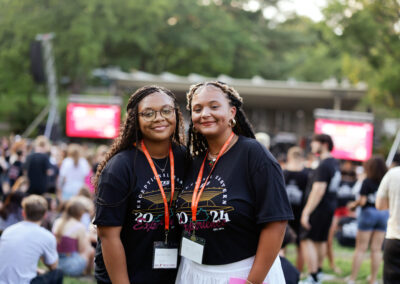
[153,242,178,269]
[180,231,206,264]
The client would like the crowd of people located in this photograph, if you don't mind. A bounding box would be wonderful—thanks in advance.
[0,82,399,284]
[0,135,105,283]
[279,140,400,284]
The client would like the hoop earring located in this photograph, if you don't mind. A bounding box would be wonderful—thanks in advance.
[229,118,236,128]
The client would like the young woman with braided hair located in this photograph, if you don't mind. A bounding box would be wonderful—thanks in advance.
[92,86,186,284]
[175,82,293,284]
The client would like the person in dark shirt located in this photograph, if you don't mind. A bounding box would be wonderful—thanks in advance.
[24,136,51,195]
[347,156,388,284]
[8,150,24,188]
[326,161,356,274]
[8,140,26,188]
[175,81,293,283]
[300,134,341,284]
[283,146,309,272]
[92,86,186,284]
[0,146,9,199]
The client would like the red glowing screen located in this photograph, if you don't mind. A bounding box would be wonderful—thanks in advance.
[66,103,121,139]
[314,119,373,161]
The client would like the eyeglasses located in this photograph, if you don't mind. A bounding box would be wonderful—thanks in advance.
[138,106,176,121]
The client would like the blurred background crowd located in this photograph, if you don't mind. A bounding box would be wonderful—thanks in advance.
[0,132,399,282]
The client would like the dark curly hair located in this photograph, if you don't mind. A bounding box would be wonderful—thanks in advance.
[186,81,255,157]
[93,85,185,190]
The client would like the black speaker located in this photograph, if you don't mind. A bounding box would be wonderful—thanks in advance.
[30,41,46,83]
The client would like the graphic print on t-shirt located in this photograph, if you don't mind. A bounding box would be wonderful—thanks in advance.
[337,183,354,199]
[176,175,234,233]
[286,181,303,206]
[132,172,183,232]
[328,170,341,193]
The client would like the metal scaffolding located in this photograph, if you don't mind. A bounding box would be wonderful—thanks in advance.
[23,33,58,139]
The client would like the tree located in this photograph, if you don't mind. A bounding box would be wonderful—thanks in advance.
[322,0,400,114]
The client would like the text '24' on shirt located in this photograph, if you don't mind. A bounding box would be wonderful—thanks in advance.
[175,136,293,265]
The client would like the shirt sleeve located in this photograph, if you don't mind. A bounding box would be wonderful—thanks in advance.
[82,158,91,176]
[359,179,369,196]
[93,154,134,227]
[42,232,58,266]
[59,159,67,178]
[251,161,294,225]
[377,172,390,198]
[313,161,330,183]
[23,155,31,171]
[46,156,51,170]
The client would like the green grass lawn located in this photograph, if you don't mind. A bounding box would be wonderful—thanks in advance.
[62,240,382,284]
[285,241,383,283]
[64,277,95,284]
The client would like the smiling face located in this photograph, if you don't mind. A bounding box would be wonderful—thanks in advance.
[191,85,236,139]
[138,92,176,143]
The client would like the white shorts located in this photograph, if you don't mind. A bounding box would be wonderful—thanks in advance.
[175,255,285,284]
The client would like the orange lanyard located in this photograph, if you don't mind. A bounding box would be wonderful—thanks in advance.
[141,141,175,232]
[191,132,235,224]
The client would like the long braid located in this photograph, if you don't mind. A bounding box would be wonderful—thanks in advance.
[93,85,185,191]
[186,81,255,157]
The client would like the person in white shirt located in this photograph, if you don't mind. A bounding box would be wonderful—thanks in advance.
[376,166,400,284]
[58,144,90,201]
[0,194,63,284]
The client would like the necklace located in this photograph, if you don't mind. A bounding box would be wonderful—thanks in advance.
[153,156,169,173]
[207,135,237,167]
[208,153,217,167]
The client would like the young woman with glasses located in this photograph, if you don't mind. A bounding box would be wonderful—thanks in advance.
[175,82,293,284]
[93,86,186,284]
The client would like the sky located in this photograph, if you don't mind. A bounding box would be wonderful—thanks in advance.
[246,0,327,22]
[279,0,327,22]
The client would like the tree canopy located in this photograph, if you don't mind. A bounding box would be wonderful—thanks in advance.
[0,0,399,133]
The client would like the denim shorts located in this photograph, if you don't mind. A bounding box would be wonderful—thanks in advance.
[58,252,87,276]
[358,207,389,232]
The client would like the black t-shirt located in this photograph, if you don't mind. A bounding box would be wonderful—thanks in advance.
[24,152,51,195]
[46,162,59,194]
[283,169,309,228]
[306,157,341,212]
[359,178,379,209]
[336,180,356,208]
[93,145,186,284]
[175,136,293,265]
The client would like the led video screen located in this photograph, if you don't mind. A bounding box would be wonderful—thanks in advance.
[66,103,121,139]
[314,118,373,161]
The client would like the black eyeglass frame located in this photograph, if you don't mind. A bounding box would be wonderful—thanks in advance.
[138,106,176,121]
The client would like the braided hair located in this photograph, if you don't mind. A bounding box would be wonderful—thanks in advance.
[186,81,255,157]
[93,85,185,190]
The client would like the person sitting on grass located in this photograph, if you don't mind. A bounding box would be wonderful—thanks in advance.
[0,189,24,233]
[52,196,95,276]
[0,194,63,284]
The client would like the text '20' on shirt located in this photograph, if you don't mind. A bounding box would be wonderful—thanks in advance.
[93,145,185,284]
[175,136,293,265]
